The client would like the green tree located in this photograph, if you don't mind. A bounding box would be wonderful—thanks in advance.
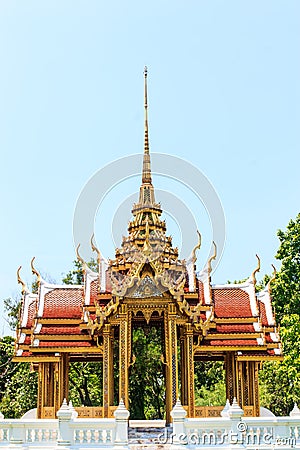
[62,259,97,285]
[270,214,300,322]
[259,213,300,415]
[0,336,37,418]
[260,314,300,415]
[3,297,21,330]
[194,361,226,406]
[129,326,165,419]
[69,362,103,407]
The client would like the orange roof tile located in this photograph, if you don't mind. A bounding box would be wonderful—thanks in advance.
[213,288,253,318]
[197,280,205,304]
[43,288,82,319]
[89,280,98,306]
[205,339,259,346]
[38,341,92,347]
[25,299,37,328]
[39,325,82,335]
[216,324,255,333]
[258,301,269,326]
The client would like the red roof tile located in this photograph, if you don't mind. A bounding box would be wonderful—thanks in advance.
[205,339,259,346]
[258,301,269,326]
[43,288,82,319]
[39,326,82,335]
[216,324,255,333]
[24,336,31,344]
[20,351,33,357]
[89,280,98,306]
[265,333,276,343]
[24,299,37,328]
[38,341,93,347]
[213,288,253,318]
[198,280,205,304]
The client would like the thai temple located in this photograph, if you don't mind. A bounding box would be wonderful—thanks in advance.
[14,68,282,422]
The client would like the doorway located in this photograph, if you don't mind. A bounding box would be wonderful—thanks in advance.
[129,323,166,419]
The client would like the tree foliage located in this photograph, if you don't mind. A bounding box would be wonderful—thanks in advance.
[259,213,300,415]
[260,314,300,415]
[270,214,300,321]
[62,259,97,285]
[194,361,226,406]
[129,326,165,419]
[3,297,22,330]
[69,362,103,407]
[0,336,37,418]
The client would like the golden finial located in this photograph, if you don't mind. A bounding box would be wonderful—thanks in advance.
[91,233,101,266]
[76,243,85,265]
[145,216,150,238]
[207,241,217,275]
[268,264,277,291]
[191,230,202,264]
[251,254,261,285]
[17,266,28,295]
[143,217,152,255]
[30,257,41,284]
[142,66,152,184]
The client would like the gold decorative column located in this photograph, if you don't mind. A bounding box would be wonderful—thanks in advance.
[235,360,260,416]
[164,304,178,423]
[37,362,44,418]
[38,360,66,418]
[248,361,260,416]
[180,324,195,417]
[54,354,69,414]
[118,304,129,409]
[236,361,244,408]
[103,324,114,417]
[225,353,237,403]
[186,324,195,417]
[180,328,186,407]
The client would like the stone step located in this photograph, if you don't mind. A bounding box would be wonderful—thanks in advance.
[128,426,173,445]
[129,445,173,450]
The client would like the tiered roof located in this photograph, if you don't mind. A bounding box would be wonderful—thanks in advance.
[14,257,281,361]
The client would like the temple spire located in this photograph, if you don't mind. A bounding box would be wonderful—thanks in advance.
[133,67,158,210]
[142,66,152,184]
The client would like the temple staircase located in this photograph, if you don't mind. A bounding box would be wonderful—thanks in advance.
[128,420,172,449]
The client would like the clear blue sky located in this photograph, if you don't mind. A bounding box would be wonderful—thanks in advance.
[0,1,299,335]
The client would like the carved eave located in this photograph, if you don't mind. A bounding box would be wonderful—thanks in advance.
[12,355,62,362]
[236,354,284,362]
[30,346,103,354]
[214,317,259,323]
[194,345,268,352]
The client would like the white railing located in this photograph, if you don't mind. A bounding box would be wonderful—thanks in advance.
[0,419,58,447]
[169,399,300,449]
[0,399,129,449]
[1,398,300,449]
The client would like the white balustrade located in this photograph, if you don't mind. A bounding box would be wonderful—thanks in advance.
[0,399,129,449]
[169,399,300,449]
[1,400,300,449]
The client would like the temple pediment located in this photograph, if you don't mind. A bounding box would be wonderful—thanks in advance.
[128,275,164,298]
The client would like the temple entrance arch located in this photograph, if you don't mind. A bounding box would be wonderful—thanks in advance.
[119,300,178,422]
[129,318,165,419]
